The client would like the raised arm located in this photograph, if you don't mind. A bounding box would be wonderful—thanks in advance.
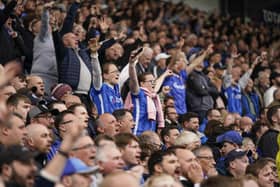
[129,51,140,95]
[38,3,53,42]
[186,44,213,74]
[239,56,261,90]
[223,57,234,89]
[154,69,173,93]
[60,0,80,36]
[37,117,84,186]
[89,38,102,90]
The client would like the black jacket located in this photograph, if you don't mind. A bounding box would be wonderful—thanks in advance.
[187,70,219,111]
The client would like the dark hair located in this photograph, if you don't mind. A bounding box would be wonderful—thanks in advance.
[112,109,131,121]
[148,150,175,175]
[115,133,139,149]
[102,63,116,74]
[160,126,178,144]
[138,72,153,85]
[163,95,174,104]
[246,158,270,177]
[266,105,280,125]
[179,112,199,124]
[6,93,31,107]
[54,110,74,130]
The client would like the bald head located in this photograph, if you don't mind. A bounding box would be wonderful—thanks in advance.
[240,116,253,132]
[139,47,153,68]
[26,123,48,137]
[100,172,140,187]
[97,113,118,136]
[26,123,52,153]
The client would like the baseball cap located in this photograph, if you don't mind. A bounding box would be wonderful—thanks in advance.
[224,149,247,168]
[216,130,243,145]
[0,145,36,167]
[62,158,99,177]
[213,63,226,70]
[28,101,59,119]
[155,53,170,61]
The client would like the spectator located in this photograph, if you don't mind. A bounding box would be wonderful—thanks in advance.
[25,123,52,168]
[10,74,27,90]
[0,113,27,147]
[175,131,201,151]
[26,75,46,104]
[171,146,204,187]
[95,143,125,176]
[254,71,270,108]
[199,108,222,132]
[126,51,164,135]
[194,146,218,178]
[115,133,141,169]
[60,158,99,187]
[148,150,181,180]
[180,112,207,144]
[113,109,135,133]
[246,159,275,187]
[160,126,180,149]
[186,46,219,121]
[224,149,249,178]
[6,93,31,121]
[96,113,119,137]
[164,106,180,129]
[31,2,58,94]
[264,72,280,107]
[90,58,124,114]
[258,105,280,158]
[241,78,261,121]
[223,55,260,115]
[70,135,96,167]
[0,145,37,187]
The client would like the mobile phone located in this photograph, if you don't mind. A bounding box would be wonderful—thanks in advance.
[135,47,143,56]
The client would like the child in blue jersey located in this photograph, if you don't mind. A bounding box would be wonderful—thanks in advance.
[90,61,123,114]
[125,49,165,135]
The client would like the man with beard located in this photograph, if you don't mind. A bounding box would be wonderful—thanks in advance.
[148,149,181,180]
[0,145,37,187]
[264,72,280,107]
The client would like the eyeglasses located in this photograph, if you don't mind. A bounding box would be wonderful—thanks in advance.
[144,80,156,84]
[72,144,95,151]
